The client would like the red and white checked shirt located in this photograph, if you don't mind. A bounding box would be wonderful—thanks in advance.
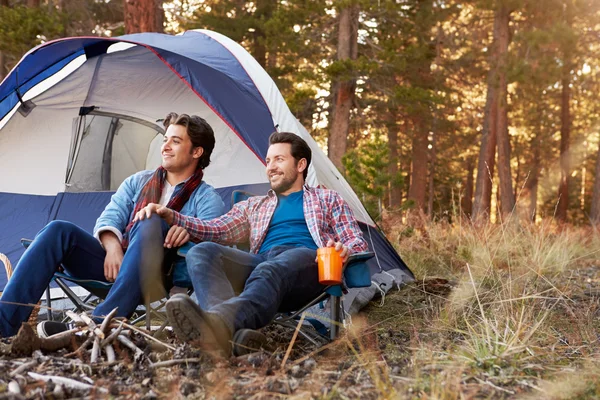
[172,186,369,254]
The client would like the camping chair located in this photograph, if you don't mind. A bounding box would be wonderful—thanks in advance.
[20,238,179,331]
[181,190,374,345]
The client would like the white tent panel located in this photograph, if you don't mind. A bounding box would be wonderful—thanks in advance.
[0,46,270,196]
[0,107,75,195]
[81,46,268,189]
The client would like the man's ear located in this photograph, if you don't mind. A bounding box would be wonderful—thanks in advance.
[193,147,204,159]
[297,158,307,173]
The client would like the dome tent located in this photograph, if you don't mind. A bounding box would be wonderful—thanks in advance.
[0,30,413,310]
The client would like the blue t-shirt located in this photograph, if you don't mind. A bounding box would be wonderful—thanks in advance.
[259,190,317,253]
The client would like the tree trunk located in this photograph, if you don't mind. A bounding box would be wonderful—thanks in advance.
[27,0,40,7]
[590,134,600,225]
[556,62,571,222]
[427,131,436,217]
[0,51,4,84]
[408,119,428,211]
[462,157,475,217]
[473,6,514,222]
[328,3,359,172]
[124,0,164,34]
[387,126,402,208]
[528,128,541,222]
[472,82,498,221]
[0,0,9,7]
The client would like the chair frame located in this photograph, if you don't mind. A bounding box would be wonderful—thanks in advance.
[20,238,168,330]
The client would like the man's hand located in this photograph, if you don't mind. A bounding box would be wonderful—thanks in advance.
[316,238,349,263]
[165,225,190,248]
[100,231,124,282]
[133,203,175,225]
[104,247,124,282]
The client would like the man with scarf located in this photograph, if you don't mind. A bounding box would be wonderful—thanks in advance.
[0,112,225,338]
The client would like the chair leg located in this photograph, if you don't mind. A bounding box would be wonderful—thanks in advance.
[330,295,341,341]
[45,286,52,321]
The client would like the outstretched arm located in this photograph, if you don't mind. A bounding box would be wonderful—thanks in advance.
[134,201,251,245]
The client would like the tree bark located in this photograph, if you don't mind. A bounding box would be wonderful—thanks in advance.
[472,82,498,221]
[462,157,475,217]
[528,128,541,222]
[556,62,571,222]
[27,0,40,7]
[124,0,164,34]
[408,119,428,211]
[590,134,600,225]
[0,51,4,84]
[328,3,359,172]
[473,5,514,222]
[387,126,402,208]
[0,0,9,7]
[427,131,436,217]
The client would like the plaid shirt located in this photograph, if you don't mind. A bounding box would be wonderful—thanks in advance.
[172,185,369,254]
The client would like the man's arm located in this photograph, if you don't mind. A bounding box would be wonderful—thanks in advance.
[93,173,139,242]
[329,192,369,255]
[138,200,252,245]
[164,186,226,248]
[99,231,124,282]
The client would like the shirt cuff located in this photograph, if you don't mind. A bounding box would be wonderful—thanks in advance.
[94,226,123,245]
[172,211,184,227]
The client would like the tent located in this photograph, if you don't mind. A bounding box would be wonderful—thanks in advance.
[0,30,414,310]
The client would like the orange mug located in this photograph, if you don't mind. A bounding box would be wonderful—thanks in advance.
[317,247,343,285]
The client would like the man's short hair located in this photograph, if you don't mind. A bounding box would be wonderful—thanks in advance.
[163,112,215,169]
[268,131,312,180]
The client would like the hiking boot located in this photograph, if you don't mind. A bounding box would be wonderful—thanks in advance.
[37,321,74,338]
[232,329,268,357]
[166,293,232,356]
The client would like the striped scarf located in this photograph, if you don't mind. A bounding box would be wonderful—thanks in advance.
[121,166,204,249]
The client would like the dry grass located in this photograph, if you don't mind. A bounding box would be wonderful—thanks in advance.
[353,216,600,399]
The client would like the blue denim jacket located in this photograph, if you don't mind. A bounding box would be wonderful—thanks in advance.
[93,169,225,287]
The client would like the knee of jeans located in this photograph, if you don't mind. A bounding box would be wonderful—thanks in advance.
[42,220,77,237]
[248,262,280,283]
[186,242,222,269]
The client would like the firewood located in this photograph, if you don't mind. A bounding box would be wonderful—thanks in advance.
[28,372,108,394]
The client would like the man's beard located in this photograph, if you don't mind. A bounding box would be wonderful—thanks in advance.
[271,174,297,194]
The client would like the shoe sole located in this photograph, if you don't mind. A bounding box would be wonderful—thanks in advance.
[165,295,224,355]
[232,329,268,357]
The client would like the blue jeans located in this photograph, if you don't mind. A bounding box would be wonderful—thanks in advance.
[185,242,324,333]
[0,215,169,336]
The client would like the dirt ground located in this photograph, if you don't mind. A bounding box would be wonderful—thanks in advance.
[0,263,599,399]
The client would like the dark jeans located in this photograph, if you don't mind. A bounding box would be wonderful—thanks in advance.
[185,242,324,333]
[0,215,169,337]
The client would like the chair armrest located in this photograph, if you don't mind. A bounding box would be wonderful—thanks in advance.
[344,251,375,267]
[343,251,374,289]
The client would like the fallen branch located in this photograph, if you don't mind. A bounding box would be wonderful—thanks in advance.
[120,321,176,351]
[150,358,203,368]
[90,337,101,363]
[10,359,37,377]
[101,322,123,348]
[99,307,118,334]
[80,314,105,340]
[281,312,305,369]
[105,344,116,363]
[28,372,108,394]
[116,335,144,358]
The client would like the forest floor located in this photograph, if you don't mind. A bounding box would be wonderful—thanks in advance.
[1,219,600,399]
